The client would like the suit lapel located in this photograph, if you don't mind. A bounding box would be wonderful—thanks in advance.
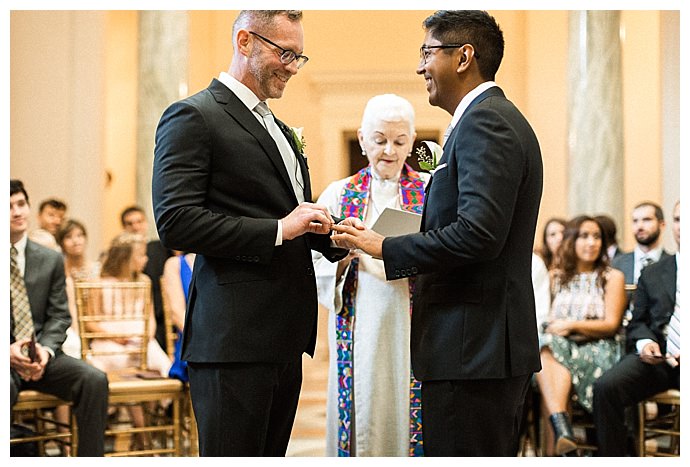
[275,118,311,202]
[23,240,44,314]
[208,80,296,202]
[660,255,677,305]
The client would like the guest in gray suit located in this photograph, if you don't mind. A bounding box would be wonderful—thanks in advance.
[10,179,109,456]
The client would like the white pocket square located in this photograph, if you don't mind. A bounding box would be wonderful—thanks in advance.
[430,163,448,176]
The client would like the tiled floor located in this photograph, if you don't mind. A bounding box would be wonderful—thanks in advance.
[286,306,330,457]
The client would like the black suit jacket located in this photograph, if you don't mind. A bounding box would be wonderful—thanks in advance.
[382,86,543,381]
[11,240,70,353]
[626,253,677,353]
[611,249,670,285]
[152,79,344,364]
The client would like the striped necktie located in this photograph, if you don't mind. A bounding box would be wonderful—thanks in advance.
[254,102,305,203]
[10,245,35,340]
[666,287,680,356]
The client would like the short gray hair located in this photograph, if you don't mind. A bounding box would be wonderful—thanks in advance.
[360,94,416,134]
[233,10,303,39]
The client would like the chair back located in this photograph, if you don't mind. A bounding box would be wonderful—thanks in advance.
[159,277,178,360]
[74,281,152,372]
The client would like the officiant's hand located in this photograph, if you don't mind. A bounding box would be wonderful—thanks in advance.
[332,220,384,259]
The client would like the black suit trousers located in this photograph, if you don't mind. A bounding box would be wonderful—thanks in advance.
[593,353,679,456]
[10,353,109,456]
[188,358,303,456]
[421,374,531,456]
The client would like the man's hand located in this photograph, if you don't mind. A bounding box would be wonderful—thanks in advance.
[282,203,334,241]
[639,341,666,365]
[10,339,47,381]
[331,220,385,259]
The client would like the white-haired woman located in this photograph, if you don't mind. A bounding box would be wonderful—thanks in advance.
[313,94,429,456]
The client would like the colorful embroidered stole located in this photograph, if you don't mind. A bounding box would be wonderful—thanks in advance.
[336,164,425,456]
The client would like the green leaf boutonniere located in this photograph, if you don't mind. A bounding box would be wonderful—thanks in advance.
[416,140,443,172]
[291,127,307,157]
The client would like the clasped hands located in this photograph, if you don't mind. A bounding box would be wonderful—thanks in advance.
[640,341,680,367]
[10,338,49,381]
[280,203,385,258]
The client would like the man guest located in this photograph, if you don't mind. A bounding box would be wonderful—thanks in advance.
[333,10,543,456]
[152,10,346,456]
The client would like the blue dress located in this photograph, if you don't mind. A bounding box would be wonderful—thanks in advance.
[168,255,192,382]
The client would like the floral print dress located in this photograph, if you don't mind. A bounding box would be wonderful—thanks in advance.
[540,270,622,412]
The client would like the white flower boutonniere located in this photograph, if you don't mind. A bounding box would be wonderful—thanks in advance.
[416,140,443,173]
[290,127,307,157]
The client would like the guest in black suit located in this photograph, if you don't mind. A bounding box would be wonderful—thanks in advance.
[10,179,109,456]
[593,200,680,456]
[152,10,346,456]
[333,10,543,456]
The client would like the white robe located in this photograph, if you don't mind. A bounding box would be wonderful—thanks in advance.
[313,171,428,456]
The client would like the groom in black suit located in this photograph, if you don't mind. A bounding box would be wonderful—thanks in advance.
[333,10,543,456]
[152,10,346,456]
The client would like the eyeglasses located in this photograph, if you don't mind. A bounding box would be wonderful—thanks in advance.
[249,31,309,69]
[419,44,480,64]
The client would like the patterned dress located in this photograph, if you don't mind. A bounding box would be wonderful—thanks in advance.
[540,270,622,412]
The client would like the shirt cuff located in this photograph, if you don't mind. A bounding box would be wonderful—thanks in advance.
[636,338,655,354]
[276,220,283,246]
[44,346,55,359]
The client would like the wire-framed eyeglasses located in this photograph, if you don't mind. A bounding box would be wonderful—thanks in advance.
[419,44,480,64]
[249,31,309,69]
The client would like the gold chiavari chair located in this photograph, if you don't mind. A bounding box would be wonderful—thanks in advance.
[10,391,77,456]
[637,389,680,456]
[75,280,184,456]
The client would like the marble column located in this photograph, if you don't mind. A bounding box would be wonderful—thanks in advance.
[567,11,624,229]
[136,11,189,239]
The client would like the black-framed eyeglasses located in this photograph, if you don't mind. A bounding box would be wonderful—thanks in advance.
[419,44,480,64]
[249,31,309,69]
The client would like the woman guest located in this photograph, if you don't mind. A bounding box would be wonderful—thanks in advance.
[88,232,172,450]
[56,219,101,359]
[537,217,567,270]
[162,251,196,382]
[536,216,626,456]
[313,94,428,456]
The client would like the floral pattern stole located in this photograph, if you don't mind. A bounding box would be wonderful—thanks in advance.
[336,163,425,456]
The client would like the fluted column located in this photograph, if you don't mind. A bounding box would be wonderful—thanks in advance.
[137,11,188,238]
[567,11,624,227]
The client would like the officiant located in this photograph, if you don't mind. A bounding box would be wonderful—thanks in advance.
[312,93,430,457]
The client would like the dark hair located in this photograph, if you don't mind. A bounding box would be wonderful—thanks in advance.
[594,214,617,249]
[423,10,504,81]
[10,179,29,203]
[56,218,88,248]
[633,201,664,222]
[120,205,145,227]
[39,198,67,214]
[556,216,608,288]
[537,217,567,270]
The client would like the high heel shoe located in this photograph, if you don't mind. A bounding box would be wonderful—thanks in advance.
[549,412,578,456]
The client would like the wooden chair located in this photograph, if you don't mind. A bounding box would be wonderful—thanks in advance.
[75,280,184,456]
[637,389,680,456]
[160,276,199,456]
[10,391,77,456]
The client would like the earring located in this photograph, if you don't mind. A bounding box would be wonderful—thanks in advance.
[407,152,412,158]
[361,148,367,156]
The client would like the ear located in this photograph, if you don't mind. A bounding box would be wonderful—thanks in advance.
[236,29,251,56]
[456,44,476,73]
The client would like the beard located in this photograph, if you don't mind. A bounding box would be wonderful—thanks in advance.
[636,227,661,246]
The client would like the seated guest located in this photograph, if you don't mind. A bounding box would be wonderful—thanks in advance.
[594,214,624,260]
[593,200,680,456]
[29,197,67,251]
[10,179,108,456]
[537,217,567,270]
[162,251,196,382]
[120,206,174,353]
[56,219,101,359]
[536,215,626,456]
[88,232,172,450]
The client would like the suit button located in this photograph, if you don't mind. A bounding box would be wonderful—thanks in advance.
[306,267,314,276]
[234,256,240,261]
[253,256,259,262]
[241,255,247,261]
[412,267,418,274]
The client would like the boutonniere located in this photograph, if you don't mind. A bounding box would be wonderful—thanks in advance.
[416,140,443,173]
[290,127,307,157]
